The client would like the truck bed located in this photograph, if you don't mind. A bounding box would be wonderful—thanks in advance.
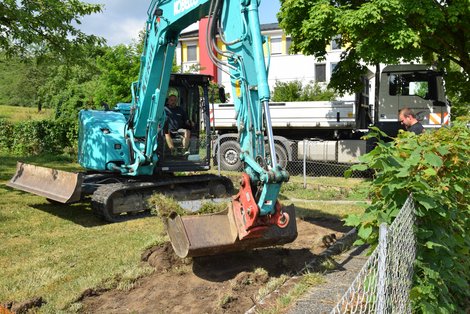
[211,100,357,129]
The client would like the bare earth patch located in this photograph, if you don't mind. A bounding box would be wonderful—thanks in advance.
[79,216,350,313]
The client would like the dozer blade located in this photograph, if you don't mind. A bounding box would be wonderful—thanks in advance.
[8,162,83,203]
[167,204,297,258]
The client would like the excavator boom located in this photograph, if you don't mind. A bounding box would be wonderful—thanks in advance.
[166,0,297,257]
[8,0,297,257]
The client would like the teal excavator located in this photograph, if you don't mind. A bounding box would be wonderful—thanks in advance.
[9,0,297,257]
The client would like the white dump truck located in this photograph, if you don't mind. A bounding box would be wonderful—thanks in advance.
[211,64,450,171]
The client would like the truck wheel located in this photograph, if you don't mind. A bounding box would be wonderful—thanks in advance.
[219,141,242,171]
[274,143,288,169]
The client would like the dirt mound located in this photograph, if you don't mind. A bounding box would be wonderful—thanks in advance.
[1,297,45,314]
[141,242,190,272]
[80,217,349,313]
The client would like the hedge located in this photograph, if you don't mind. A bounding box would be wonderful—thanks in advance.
[0,118,77,156]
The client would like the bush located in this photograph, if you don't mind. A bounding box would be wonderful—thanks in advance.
[0,119,14,151]
[0,118,77,155]
[345,119,470,312]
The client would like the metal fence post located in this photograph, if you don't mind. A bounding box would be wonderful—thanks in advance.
[303,139,307,189]
[216,134,221,176]
[376,223,388,314]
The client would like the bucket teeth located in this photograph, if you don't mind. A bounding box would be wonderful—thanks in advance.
[167,204,297,258]
[8,162,83,203]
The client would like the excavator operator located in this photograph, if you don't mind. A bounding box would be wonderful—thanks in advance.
[164,94,191,155]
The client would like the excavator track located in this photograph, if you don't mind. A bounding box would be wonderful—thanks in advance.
[91,174,233,223]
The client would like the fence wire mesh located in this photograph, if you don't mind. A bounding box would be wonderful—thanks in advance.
[213,137,370,179]
[331,195,416,314]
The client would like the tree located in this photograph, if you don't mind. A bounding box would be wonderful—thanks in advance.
[0,54,51,107]
[278,0,470,113]
[93,44,141,106]
[0,0,103,59]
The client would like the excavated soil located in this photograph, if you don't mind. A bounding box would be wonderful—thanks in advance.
[79,215,350,313]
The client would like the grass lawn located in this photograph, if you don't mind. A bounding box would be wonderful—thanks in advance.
[0,105,53,123]
[0,154,165,313]
[0,154,368,312]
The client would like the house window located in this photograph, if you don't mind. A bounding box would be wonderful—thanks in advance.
[187,45,197,62]
[271,37,282,55]
[315,64,326,82]
[286,37,292,54]
[331,35,341,50]
[330,62,338,75]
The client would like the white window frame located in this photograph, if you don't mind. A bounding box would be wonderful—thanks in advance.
[285,37,292,55]
[270,36,282,55]
[315,64,326,82]
[330,62,338,75]
[331,35,342,50]
[187,44,197,62]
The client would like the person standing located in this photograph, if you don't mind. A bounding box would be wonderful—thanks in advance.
[399,108,424,135]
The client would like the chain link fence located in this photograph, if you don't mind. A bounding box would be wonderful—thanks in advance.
[213,136,370,179]
[331,195,416,313]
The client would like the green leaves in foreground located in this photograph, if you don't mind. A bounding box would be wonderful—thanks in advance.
[345,119,470,313]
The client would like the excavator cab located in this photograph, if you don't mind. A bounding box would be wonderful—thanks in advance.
[158,74,210,168]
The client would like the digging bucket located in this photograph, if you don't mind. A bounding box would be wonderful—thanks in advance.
[167,204,297,258]
[8,162,83,203]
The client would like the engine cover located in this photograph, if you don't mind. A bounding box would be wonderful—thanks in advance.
[78,110,130,171]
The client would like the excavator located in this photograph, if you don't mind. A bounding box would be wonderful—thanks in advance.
[8,0,297,258]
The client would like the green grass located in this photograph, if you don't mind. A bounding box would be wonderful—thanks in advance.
[280,176,371,201]
[1,154,368,312]
[257,272,325,314]
[0,154,165,313]
[213,169,370,219]
[0,105,53,123]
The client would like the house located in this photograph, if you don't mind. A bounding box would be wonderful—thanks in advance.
[175,19,353,101]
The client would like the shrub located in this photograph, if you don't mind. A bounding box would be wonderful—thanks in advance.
[0,118,77,155]
[345,119,470,312]
[0,119,14,151]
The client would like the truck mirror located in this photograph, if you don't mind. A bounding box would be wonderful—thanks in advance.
[218,86,226,103]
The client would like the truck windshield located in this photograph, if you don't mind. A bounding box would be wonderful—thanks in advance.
[388,72,437,100]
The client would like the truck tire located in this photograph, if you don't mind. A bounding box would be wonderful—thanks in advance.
[219,141,242,171]
[274,143,288,169]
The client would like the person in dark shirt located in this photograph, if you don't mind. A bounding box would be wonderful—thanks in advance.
[399,108,424,135]
[164,95,191,152]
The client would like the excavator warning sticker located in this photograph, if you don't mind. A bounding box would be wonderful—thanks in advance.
[429,112,449,125]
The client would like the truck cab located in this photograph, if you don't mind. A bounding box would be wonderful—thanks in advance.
[376,64,450,136]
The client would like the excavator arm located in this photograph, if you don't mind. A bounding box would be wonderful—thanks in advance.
[8,0,297,255]
[166,0,297,257]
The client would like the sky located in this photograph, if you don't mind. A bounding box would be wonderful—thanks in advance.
[79,1,281,46]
